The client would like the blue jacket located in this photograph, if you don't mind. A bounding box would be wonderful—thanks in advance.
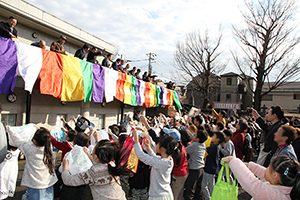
[272,145,298,161]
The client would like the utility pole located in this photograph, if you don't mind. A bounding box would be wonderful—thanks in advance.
[146,52,156,74]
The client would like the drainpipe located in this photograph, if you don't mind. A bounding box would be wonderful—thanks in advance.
[25,91,31,124]
[120,102,124,123]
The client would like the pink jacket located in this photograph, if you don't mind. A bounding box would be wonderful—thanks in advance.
[229,158,292,200]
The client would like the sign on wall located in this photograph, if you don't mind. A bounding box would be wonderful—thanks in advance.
[213,102,241,110]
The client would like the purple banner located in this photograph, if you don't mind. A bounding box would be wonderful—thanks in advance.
[176,90,181,101]
[136,79,141,106]
[92,64,105,102]
[0,37,18,94]
[159,86,165,106]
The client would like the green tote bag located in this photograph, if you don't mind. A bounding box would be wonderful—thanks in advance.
[210,161,238,200]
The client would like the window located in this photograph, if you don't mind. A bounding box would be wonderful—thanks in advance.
[1,114,17,126]
[226,94,231,102]
[294,94,300,100]
[99,114,105,129]
[227,78,232,85]
[262,95,273,101]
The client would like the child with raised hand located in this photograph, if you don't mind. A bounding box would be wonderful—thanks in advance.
[7,126,57,199]
[51,126,76,198]
[183,129,208,200]
[166,128,188,200]
[59,132,90,200]
[202,131,226,200]
[222,155,300,200]
[51,128,76,162]
[62,140,129,200]
[132,128,177,200]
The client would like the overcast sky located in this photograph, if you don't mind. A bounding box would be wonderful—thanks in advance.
[25,0,300,84]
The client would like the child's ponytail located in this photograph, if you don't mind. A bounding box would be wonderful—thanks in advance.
[271,155,300,200]
[32,127,54,175]
[44,134,54,175]
[172,142,182,166]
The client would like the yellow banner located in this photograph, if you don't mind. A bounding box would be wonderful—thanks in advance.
[61,55,84,101]
[123,74,132,105]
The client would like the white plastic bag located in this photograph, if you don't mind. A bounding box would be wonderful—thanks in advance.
[90,129,109,146]
[7,124,36,146]
[67,145,93,175]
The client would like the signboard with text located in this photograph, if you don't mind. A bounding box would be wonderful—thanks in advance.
[213,102,241,110]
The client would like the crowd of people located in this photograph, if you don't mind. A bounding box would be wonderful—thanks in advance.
[1,15,300,200]
[1,102,300,200]
[0,16,169,86]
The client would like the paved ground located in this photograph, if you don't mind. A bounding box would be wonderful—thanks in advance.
[9,153,252,200]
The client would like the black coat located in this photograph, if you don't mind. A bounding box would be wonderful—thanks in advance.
[111,61,119,71]
[0,21,17,39]
[256,117,282,166]
[87,51,103,64]
[74,48,86,60]
[101,57,110,67]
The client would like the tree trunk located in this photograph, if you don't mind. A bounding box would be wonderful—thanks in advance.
[254,78,263,111]
[253,94,262,111]
[203,98,209,109]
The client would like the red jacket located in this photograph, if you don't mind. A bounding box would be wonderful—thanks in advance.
[231,129,245,160]
[51,135,73,161]
[173,145,189,177]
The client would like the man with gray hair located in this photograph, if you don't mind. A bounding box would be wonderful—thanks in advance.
[31,40,46,49]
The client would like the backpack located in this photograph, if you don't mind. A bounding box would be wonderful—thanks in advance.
[241,133,251,156]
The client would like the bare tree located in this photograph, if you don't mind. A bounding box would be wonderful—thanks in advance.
[174,29,226,108]
[232,0,300,110]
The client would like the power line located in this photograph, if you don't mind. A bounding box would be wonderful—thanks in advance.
[127,58,148,62]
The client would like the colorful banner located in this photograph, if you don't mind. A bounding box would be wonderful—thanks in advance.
[149,83,156,107]
[39,49,63,98]
[16,42,42,93]
[80,60,93,102]
[139,80,146,106]
[131,76,137,106]
[115,72,126,101]
[92,64,105,103]
[104,68,118,103]
[61,55,84,101]
[123,74,132,105]
[173,90,182,109]
[155,85,161,107]
[0,37,182,109]
[144,82,151,108]
[0,37,18,94]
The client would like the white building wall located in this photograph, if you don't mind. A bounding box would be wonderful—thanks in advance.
[262,93,300,113]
